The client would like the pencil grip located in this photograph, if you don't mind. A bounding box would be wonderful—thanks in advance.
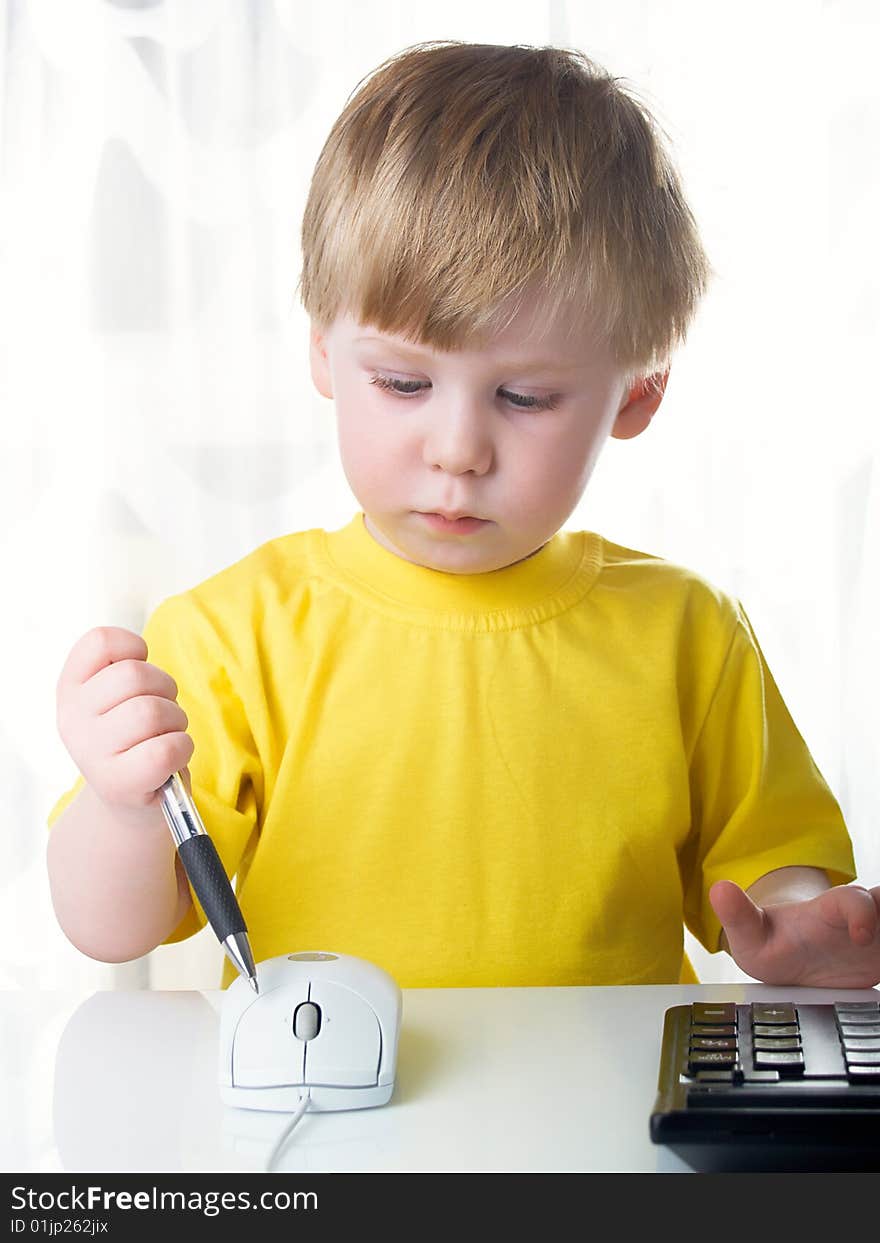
[177,834,247,941]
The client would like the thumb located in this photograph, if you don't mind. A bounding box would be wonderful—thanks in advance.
[709,879,767,956]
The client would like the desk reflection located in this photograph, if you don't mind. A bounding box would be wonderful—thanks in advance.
[51,989,405,1173]
[53,990,222,1172]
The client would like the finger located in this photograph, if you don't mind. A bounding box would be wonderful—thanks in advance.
[709,879,767,955]
[100,695,189,757]
[839,886,880,946]
[104,731,195,808]
[84,659,179,716]
[58,626,147,692]
[811,886,877,948]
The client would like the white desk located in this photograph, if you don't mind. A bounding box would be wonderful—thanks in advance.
[4,983,878,1174]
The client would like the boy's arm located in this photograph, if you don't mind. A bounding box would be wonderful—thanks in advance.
[683,597,860,983]
[47,781,193,963]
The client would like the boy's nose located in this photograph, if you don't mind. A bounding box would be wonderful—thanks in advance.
[423,405,493,476]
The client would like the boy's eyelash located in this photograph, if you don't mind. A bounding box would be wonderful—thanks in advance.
[367,373,560,411]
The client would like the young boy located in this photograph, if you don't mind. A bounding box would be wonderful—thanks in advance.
[47,41,879,990]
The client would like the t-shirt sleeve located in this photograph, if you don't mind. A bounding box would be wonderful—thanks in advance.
[140,592,262,944]
[681,600,857,955]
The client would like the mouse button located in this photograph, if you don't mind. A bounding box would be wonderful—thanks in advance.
[232,987,305,1088]
[292,1001,321,1041]
[303,981,381,1087]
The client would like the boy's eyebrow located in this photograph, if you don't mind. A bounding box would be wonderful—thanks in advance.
[352,335,583,373]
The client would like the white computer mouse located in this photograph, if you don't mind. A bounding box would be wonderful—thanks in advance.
[218,951,402,1112]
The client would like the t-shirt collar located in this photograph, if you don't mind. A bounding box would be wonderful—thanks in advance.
[323,511,598,623]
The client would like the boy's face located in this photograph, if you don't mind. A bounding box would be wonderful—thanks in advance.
[310,294,667,573]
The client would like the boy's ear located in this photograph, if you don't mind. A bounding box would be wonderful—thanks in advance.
[610,369,670,440]
[309,323,333,399]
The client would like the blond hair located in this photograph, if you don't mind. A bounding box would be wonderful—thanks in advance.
[297,40,713,383]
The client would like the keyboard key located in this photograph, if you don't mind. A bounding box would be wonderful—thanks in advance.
[841,1038,880,1052]
[846,1064,880,1082]
[690,1037,737,1050]
[692,1003,737,1025]
[840,1023,880,1039]
[690,1024,735,1038]
[751,1003,797,1024]
[753,1023,799,1038]
[834,1002,880,1013]
[688,1050,737,1069]
[835,1011,880,1025]
[753,1037,801,1051]
[753,1049,805,1073]
[845,1049,880,1065]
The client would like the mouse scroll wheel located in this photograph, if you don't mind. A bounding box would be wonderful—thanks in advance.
[292,1000,322,1041]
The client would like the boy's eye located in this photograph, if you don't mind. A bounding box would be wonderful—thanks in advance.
[367,373,559,411]
[369,374,426,397]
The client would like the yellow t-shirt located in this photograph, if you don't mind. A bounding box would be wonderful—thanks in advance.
[48,513,856,988]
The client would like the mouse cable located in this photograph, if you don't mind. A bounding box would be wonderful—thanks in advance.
[266,1089,312,1172]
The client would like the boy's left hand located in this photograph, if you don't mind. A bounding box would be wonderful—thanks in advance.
[709,880,880,988]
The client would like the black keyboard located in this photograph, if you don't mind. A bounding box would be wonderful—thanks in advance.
[650,999,880,1171]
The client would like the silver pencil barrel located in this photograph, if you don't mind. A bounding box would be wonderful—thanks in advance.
[158,772,206,847]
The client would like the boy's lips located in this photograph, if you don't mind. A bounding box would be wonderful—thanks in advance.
[427,509,481,521]
[417,511,490,534]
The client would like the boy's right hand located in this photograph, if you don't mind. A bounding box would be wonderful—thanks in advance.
[56,625,195,813]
